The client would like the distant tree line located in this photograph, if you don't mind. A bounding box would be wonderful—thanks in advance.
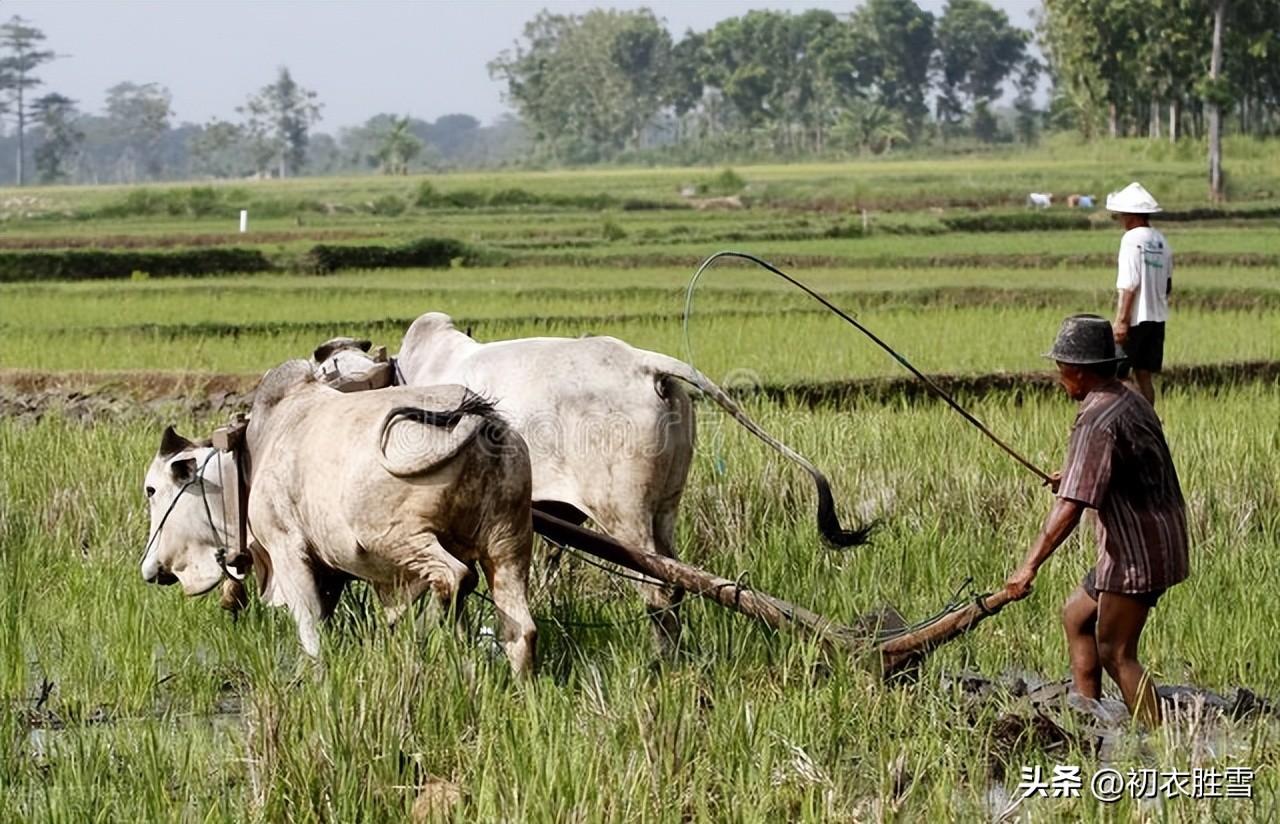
[2,2,1278,190]
[489,0,1280,166]
[0,15,527,186]
[1039,0,1280,142]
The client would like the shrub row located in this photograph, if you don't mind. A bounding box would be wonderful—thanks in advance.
[413,182,678,212]
[0,248,273,282]
[303,237,469,274]
[940,212,1094,232]
[0,236,481,281]
[86,183,687,221]
[1157,206,1280,222]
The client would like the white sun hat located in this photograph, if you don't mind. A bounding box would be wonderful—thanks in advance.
[1105,181,1162,214]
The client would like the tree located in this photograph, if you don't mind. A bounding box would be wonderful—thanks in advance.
[1224,0,1280,137]
[844,0,936,141]
[1038,0,1135,138]
[419,113,480,158]
[489,9,673,160]
[696,10,844,152]
[0,16,57,186]
[1206,0,1227,201]
[666,30,705,117]
[934,0,1028,140]
[238,67,322,178]
[104,82,172,181]
[375,116,423,175]
[188,118,246,178]
[30,92,82,182]
[1012,57,1043,144]
[831,99,907,155]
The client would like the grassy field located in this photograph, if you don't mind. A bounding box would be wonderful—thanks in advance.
[2,147,1278,820]
[5,133,1279,218]
[3,388,1277,820]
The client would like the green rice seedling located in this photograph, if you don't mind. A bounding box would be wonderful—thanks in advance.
[1,384,1276,820]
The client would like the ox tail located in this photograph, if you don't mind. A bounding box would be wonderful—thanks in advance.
[640,352,874,549]
[376,394,496,477]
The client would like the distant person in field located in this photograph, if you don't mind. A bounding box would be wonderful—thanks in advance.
[1004,314,1189,727]
[1106,182,1172,407]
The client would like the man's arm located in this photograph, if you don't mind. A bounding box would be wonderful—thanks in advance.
[1005,497,1086,599]
[1114,288,1136,344]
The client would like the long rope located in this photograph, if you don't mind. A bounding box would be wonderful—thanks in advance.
[682,250,1052,483]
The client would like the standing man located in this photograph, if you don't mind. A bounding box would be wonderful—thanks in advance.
[1107,182,1173,407]
[1004,315,1189,726]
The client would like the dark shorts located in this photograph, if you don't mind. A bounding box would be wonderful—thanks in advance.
[1120,321,1165,373]
[1082,567,1164,608]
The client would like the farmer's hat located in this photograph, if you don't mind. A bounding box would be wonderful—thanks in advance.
[1043,314,1125,365]
[1105,181,1162,214]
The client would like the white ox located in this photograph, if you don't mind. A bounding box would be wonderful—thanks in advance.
[312,311,874,651]
[140,360,537,675]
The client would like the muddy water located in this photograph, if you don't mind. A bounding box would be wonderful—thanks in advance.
[25,709,244,763]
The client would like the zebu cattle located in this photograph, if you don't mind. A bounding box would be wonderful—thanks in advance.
[313,312,874,653]
[140,360,537,675]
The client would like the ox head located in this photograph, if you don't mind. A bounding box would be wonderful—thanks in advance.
[311,337,394,392]
[140,425,241,596]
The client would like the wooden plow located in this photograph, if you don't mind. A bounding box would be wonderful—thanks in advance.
[532,510,1015,679]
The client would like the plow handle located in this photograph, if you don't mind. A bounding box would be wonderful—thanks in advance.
[878,589,1016,675]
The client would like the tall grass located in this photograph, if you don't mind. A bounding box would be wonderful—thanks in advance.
[2,385,1277,820]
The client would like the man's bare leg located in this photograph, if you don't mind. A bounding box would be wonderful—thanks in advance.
[1130,369,1156,407]
[1062,586,1102,699]
[1096,591,1161,726]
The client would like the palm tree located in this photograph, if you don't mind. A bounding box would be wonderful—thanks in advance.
[376,116,423,175]
[833,101,908,156]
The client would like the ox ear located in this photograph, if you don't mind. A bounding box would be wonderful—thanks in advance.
[312,337,373,363]
[159,425,195,457]
[312,339,342,364]
[169,456,198,484]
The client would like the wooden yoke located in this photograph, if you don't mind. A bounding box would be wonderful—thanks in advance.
[211,413,250,567]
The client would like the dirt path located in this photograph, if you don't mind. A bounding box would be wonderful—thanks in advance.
[3,361,1276,423]
[0,369,255,422]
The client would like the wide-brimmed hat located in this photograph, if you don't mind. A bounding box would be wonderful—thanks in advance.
[1105,182,1162,214]
[1043,314,1125,365]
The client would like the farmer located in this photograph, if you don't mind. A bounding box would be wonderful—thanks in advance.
[1106,182,1172,407]
[1004,314,1189,726]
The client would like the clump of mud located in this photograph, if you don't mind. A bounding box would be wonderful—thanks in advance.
[941,669,1276,768]
[0,372,254,424]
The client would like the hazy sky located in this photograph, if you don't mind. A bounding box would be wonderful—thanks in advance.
[11,0,1041,131]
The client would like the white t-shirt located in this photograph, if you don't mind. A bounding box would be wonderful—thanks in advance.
[1116,226,1173,324]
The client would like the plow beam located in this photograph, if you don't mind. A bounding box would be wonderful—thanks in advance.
[532,510,1014,678]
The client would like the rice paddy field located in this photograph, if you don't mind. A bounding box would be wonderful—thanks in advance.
[2,144,1278,821]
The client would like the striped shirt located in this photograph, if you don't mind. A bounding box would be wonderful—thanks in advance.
[1058,382,1190,593]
